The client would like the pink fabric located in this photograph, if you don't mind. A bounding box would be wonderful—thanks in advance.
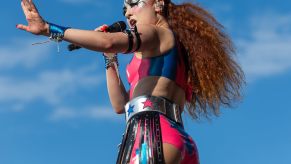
[160,115,184,151]
[126,54,150,98]
[129,114,199,164]
[130,120,142,162]
[126,47,193,102]
[160,115,199,164]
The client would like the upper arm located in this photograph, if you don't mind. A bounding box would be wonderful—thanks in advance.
[108,24,160,54]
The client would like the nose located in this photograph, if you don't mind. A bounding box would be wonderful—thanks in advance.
[124,7,133,19]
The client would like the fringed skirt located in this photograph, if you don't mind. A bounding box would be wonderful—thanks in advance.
[116,95,199,164]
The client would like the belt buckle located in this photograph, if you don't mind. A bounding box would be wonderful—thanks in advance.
[160,97,167,115]
[173,104,183,125]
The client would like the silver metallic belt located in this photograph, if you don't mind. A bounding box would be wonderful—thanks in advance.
[124,95,183,125]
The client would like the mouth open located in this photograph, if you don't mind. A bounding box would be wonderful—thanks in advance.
[129,19,137,27]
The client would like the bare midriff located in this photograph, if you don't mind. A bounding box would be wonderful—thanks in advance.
[131,76,186,109]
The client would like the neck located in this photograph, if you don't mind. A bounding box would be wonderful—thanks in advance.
[155,15,169,28]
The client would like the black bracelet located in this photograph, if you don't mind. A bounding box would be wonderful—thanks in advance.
[123,29,134,54]
[133,26,141,52]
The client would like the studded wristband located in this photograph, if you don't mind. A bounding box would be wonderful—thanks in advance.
[103,54,119,69]
[47,22,70,42]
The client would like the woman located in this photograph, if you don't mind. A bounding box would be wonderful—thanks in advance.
[17,0,244,163]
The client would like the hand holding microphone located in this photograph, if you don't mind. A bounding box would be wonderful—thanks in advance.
[67,21,127,51]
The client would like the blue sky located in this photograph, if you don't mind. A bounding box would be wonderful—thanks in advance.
[0,0,291,163]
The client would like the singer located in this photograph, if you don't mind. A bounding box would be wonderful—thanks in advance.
[17,0,245,163]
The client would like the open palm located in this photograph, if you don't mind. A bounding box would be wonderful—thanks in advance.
[17,0,47,35]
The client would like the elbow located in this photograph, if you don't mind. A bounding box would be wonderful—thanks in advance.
[104,41,113,52]
[113,106,125,114]
[111,102,125,114]
[102,37,115,52]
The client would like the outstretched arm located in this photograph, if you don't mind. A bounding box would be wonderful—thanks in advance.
[17,0,160,54]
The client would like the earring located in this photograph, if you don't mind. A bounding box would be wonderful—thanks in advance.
[155,0,165,14]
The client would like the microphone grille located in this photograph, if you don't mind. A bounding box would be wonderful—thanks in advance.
[108,21,127,32]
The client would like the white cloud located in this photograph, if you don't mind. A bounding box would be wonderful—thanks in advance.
[0,37,107,116]
[0,37,116,121]
[0,68,103,105]
[0,64,108,120]
[0,38,52,69]
[49,105,121,121]
[237,13,291,81]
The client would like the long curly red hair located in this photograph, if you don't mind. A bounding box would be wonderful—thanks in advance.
[162,0,245,119]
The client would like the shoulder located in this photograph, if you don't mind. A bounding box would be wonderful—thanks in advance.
[133,24,159,55]
[157,27,175,54]
[136,24,175,57]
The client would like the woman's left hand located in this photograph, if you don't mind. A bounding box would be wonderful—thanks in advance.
[94,25,116,57]
[17,0,48,36]
[94,25,108,32]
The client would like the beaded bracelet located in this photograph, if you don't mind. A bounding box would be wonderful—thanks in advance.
[103,54,119,69]
[104,54,121,84]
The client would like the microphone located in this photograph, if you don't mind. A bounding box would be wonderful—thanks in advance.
[68,21,127,51]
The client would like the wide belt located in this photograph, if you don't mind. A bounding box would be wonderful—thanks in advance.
[124,95,183,125]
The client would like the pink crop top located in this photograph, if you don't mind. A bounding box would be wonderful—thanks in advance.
[126,43,192,101]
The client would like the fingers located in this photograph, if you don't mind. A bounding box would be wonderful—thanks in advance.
[21,1,30,17]
[16,24,30,32]
[22,0,31,11]
[28,0,39,13]
[94,27,101,32]
[21,0,38,14]
[94,25,108,32]
[101,25,109,32]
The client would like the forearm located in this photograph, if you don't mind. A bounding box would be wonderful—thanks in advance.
[63,28,127,53]
[106,67,128,114]
[43,22,159,55]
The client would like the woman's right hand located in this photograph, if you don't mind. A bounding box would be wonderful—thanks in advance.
[17,0,49,36]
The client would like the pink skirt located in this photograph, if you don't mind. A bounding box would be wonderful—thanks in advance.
[116,111,199,164]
